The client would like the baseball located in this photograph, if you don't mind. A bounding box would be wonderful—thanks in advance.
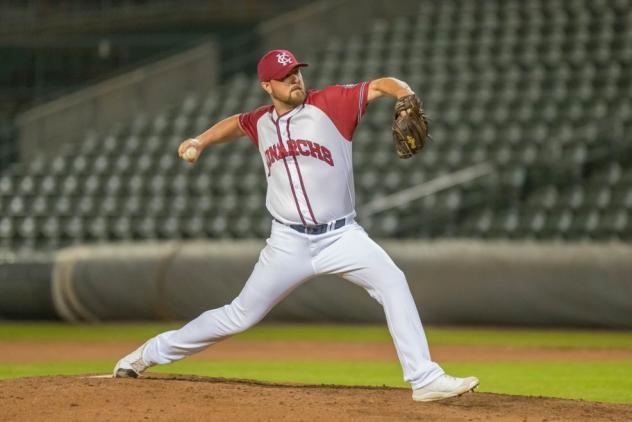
[184,146,197,161]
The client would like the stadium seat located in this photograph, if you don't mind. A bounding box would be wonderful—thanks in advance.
[30,196,49,217]
[52,196,72,217]
[183,215,205,238]
[41,216,60,239]
[50,157,68,175]
[169,194,189,217]
[88,216,108,240]
[101,196,121,217]
[600,209,628,239]
[0,216,13,239]
[104,175,123,196]
[147,196,167,217]
[76,196,96,217]
[158,216,181,239]
[26,157,48,176]
[130,115,150,137]
[135,216,158,239]
[62,216,85,241]
[112,216,133,240]
[82,175,101,196]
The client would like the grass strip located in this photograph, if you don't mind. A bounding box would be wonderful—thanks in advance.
[1,361,631,404]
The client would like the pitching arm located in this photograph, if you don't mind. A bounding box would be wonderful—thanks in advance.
[178,114,245,163]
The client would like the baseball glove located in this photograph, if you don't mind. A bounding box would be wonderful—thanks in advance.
[392,94,429,159]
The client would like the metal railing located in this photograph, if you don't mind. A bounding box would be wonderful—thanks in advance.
[16,41,218,159]
[361,162,495,217]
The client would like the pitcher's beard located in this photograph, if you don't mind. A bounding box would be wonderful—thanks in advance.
[284,89,306,106]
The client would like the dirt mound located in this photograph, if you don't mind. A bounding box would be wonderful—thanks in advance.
[1,375,631,421]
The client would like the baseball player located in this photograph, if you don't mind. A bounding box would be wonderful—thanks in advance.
[114,49,479,402]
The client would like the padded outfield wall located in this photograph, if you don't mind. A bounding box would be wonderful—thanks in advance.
[2,240,627,327]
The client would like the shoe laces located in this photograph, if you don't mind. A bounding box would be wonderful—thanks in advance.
[438,374,464,388]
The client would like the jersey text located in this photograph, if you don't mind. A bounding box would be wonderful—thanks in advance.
[265,140,334,174]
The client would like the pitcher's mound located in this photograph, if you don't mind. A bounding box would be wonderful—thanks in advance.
[1,374,630,421]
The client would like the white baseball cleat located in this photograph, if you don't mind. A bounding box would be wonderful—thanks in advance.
[113,341,152,378]
[412,374,479,402]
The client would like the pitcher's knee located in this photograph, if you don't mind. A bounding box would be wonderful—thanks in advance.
[379,266,412,294]
[384,265,407,285]
[223,302,264,334]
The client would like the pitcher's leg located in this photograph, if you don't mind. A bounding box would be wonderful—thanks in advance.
[316,225,444,389]
[143,227,313,366]
[144,267,311,364]
[342,265,443,388]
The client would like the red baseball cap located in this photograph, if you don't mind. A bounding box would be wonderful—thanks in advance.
[257,49,308,82]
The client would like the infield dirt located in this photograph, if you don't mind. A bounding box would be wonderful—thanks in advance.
[2,374,632,421]
[2,340,632,363]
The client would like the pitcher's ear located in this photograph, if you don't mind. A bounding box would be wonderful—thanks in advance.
[261,81,272,95]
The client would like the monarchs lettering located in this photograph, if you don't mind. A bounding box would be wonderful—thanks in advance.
[265,139,334,174]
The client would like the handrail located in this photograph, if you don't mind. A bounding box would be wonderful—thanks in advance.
[361,162,495,217]
[16,41,218,159]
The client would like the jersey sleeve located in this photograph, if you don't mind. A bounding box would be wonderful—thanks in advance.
[308,81,371,141]
[238,105,271,147]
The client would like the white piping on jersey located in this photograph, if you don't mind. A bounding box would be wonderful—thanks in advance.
[340,135,355,213]
[269,104,318,226]
[286,114,318,224]
[271,113,307,226]
[357,82,368,125]
[342,81,368,211]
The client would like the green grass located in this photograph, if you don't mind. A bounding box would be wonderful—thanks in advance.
[1,360,631,404]
[2,322,632,349]
[443,362,632,405]
[426,328,632,350]
[1,323,632,404]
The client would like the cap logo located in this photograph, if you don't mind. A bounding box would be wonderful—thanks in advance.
[276,52,293,66]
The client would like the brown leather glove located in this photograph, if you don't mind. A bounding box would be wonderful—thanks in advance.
[392,94,429,159]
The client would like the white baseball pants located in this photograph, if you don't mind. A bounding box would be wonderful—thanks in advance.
[142,220,444,389]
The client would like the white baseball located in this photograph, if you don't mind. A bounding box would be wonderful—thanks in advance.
[184,147,197,161]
